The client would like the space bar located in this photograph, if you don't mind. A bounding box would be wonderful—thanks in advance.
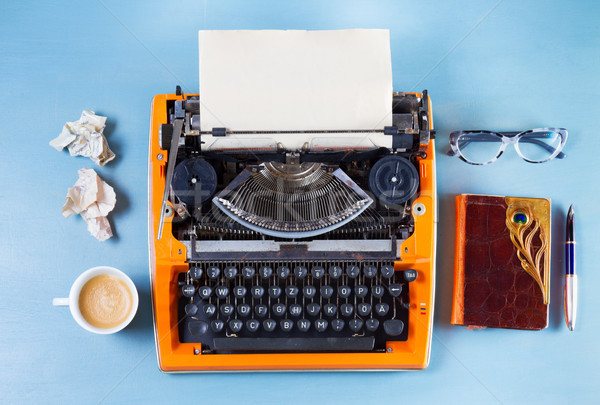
[213,337,375,351]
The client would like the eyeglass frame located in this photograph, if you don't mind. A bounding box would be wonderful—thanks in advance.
[447,127,568,165]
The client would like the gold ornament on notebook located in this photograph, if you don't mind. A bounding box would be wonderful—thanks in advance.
[505,197,551,304]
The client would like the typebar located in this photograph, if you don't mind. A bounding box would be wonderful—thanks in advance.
[213,337,375,351]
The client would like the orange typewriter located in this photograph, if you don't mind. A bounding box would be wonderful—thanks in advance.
[148,30,437,372]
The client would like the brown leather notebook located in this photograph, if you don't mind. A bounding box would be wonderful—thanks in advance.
[451,194,550,330]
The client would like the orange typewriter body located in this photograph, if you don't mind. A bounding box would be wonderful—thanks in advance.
[149,91,436,372]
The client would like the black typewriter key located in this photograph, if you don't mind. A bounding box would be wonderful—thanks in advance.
[211,320,224,333]
[241,266,256,279]
[302,285,317,299]
[224,266,238,280]
[388,283,403,297]
[255,304,268,318]
[358,303,372,317]
[246,319,260,332]
[320,285,333,299]
[263,319,277,332]
[203,303,216,317]
[220,303,234,317]
[315,319,328,332]
[346,265,360,279]
[280,319,293,332]
[349,318,363,332]
[381,265,395,279]
[306,303,320,316]
[181,284,195,297]
[328,266,343,279]
[229,319,243,333]
[259,266,273,279]
[272,303,286,316]
[355,285,368,298]
[375,302,390,316]
[338,285,351,299]
[331,319,345,332]
[383,319,405,336]
[289,304,302,317]
[311,266,325,279]
[366,318,379,332]
[188,320,209,337]
[285,285,299,299]
[276,266,291,279]
[207,266,220,280]
[297,319,311,332]
[363,265,377,279]
[268,285,282,299]
[324,303,337,317]
[372,285,385,299]
[294,266,308,279]
[185,303,198,316]
[251,285,264,299]
[237,304,251,317]
[340,303,354,317]
[233,285,247,298]
[403,269,418,282]
[198,286,212,299]
[215,286,229,299]
[189,266,203,280]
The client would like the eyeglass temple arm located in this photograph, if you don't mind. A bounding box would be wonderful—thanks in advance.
[447,137,566,158]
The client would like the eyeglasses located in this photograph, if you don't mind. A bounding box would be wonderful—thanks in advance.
[447,128,568,165]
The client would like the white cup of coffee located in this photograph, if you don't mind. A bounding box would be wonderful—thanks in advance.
[53,266,138,334]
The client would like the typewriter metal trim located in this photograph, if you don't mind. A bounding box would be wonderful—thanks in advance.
[148,91,436,372]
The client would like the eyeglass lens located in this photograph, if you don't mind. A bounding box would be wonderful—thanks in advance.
[516,130,562,162]
[456,132,503,164]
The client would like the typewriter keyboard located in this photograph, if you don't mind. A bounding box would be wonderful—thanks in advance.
[178,262,415,352]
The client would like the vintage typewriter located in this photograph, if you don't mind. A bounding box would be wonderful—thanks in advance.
[148,31,436,372]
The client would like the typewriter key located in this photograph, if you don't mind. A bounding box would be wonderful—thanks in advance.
[328,266,343,279]
[294,266,308,279]
[263,319,276,332]
[355,285,368,298]
[210,320,224,333]
[289,304,302,317]
[381,265,395,279]
[324,303,337,317]
[331,319,345,332]
[185,303,198,316]
[181,284,195,297]
[348,319,363,332]
[375,303,390,316]
[365,318,380,332]
[246,319,260,332]
[189,266,203,280]
[306,303,320,316]
[388,284,403,297]
[297,319,311,332]
[340,303,354,317]
[188,320,208,337]
[372,285,385,299]
[320,285,334,299]
[229,319,243,333]
[346,265,360,279]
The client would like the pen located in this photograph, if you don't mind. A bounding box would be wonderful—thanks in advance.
[564,204,577,331]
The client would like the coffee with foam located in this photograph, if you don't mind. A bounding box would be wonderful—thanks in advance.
[78,274,133,329]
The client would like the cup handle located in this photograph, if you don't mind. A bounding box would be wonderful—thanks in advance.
[53,298,70,306]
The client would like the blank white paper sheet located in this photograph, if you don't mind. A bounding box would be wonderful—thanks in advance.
[198,29,393,132]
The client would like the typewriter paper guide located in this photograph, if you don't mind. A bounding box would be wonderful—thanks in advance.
[198,29,393,151]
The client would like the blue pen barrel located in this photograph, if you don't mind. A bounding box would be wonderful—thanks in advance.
[566,243,576,275]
